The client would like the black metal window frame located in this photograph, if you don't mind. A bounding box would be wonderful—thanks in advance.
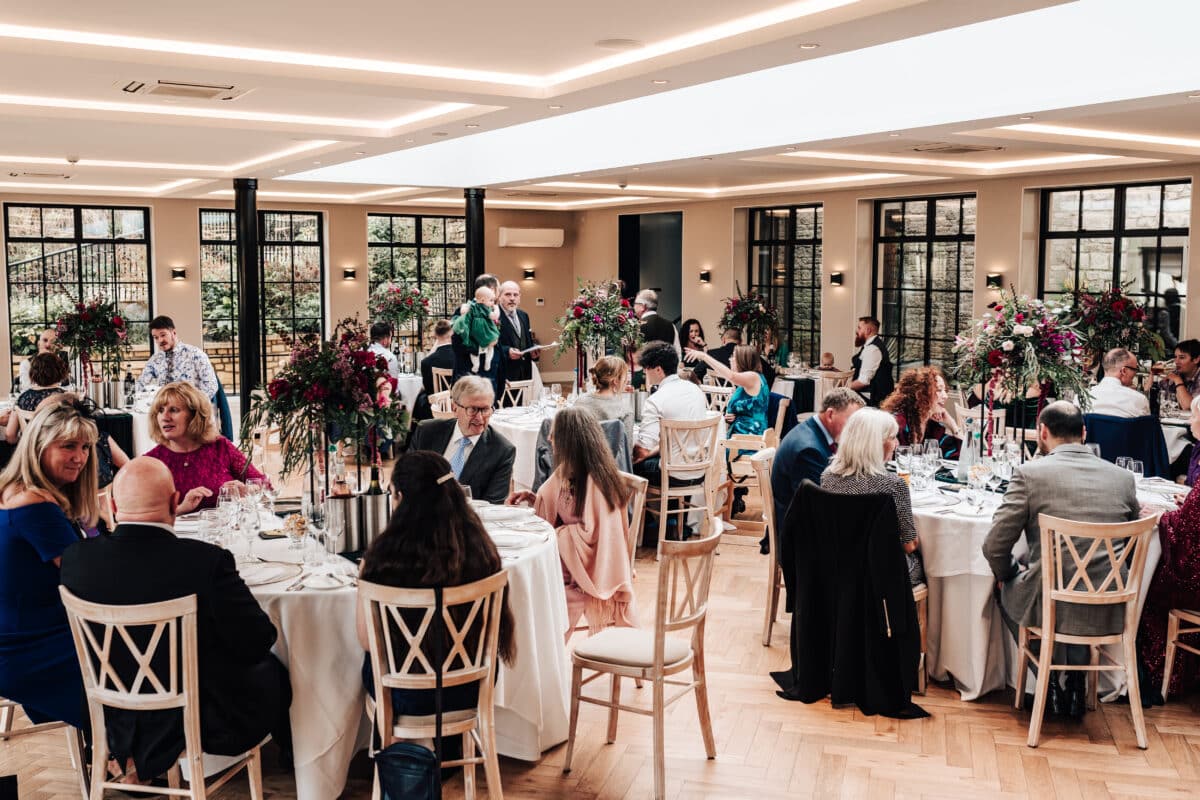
[1037,180,1190,321]
[745,204,823,364]
[4,202,154,379]
[198,208,326,387]
[199,209,240,390]
[367,212,467,319]
[871,193,977,380]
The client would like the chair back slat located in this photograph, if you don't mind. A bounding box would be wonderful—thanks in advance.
[502,379,533,407]
[619,472,649,566]
[702,373,731,388]
[431,367,453,394]
[827,369,854,389]
[751,448,777,539]
[659,414,722,472]
[656,528,720,655]
[700,385,732,414]
[429,390,455,419]
[957,406,1008,442]
[1038,513,1157,607]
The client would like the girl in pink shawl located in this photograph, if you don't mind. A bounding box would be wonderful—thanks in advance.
[510,407,637,635]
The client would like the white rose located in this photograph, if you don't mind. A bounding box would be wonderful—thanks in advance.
[1001,340,1014,351]
[1013,324,1035,336]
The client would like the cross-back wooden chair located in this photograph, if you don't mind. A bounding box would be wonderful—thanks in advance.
[1014,513,1158,749]
[715,434,772,534]
[429,390,455,420]
[501,379,533,407]
[699,385,732,414]
[0,695,87,798]
[701,373,731,389]
[1163,608,1200,701]
[359,571,508,800]
[750,449,786,646]
[770,396,790,446]
[563,523,720,800]
[59,587,267,799]
[431,367,454,394]
[826,369,855,389]
[957,405,1008,445]
[644,415,722,559]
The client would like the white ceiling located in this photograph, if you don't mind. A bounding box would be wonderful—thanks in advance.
[0,0,1197,209]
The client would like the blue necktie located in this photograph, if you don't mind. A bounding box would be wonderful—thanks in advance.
[450,436,471,479]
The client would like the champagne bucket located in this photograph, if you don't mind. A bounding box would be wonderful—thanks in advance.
[341,493,390,553]
[107,380,127,409]
[326,495,356,553]
[86,380,105,406]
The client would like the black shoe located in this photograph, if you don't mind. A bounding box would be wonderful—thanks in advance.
[1047,681,1065,717]
[1067,678,1087,720]
[759,535,770,556]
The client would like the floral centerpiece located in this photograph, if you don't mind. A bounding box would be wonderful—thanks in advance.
[369,279,431,332]
[55,296,128,384]
[240,319,408,481]
[1065,285,1165,367]
[556,281,643,390]
[719,285,779,347]
[952,291,1092,448]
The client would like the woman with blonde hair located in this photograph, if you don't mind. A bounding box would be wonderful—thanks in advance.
[0,398,100,729]
[821,407,923,585]
[510,406,635,634]
[576,355,634,439]
[145,381,264,513]
[880,366,961,457]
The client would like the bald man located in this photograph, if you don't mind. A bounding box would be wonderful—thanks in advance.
[61,457,292,781]
[497,279,537,389]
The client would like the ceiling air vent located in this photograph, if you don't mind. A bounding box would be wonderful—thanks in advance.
[115,79,252,101]
[911,142,1005,155]
[503,191,560,198]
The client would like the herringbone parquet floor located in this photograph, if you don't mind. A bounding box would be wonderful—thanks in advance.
[4,533,1200,799]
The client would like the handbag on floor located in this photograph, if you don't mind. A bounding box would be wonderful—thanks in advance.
[374,585,445,800]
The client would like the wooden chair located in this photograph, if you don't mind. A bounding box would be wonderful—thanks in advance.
[957,405,1008,445]
[360,572,508,800]
[1162,608,1200,701]
[619,472,649,566]
[59,587,268,799]
[501,379,533,407]
[97,488,114,531]
[700,385,732,414]
[912,583,928,695]
[644,415,722,559]
[246,389,282,476]
[431,366,454,394]
[1013,513,1157,748]
[750,449,786,646]
[701,373,731,388]
[563,523,720,800]
[430,390,455,420]
[716,434,773,535]
[0,697,86,798]
[770,396,790,447]
[826,369,854,389]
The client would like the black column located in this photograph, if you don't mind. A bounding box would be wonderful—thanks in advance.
[234,178,263,407]
[465,187,485,281]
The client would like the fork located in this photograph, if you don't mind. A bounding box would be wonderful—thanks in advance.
[284,574,307,592]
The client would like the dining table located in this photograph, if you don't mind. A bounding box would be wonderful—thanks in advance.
[489,405,555,492]
[911,473,1174,702]
[176,501,570,800]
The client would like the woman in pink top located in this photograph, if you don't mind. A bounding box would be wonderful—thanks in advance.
[145,382,265,513]
[510,406,636,634]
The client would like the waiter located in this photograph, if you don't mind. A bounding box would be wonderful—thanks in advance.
[849,315,894,407]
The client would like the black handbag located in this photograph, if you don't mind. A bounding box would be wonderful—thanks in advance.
[375,585,445,800]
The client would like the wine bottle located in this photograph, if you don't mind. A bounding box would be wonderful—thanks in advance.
[365,465,384,495]
[123,370,135,400]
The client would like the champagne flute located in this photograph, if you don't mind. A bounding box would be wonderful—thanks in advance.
[239,496,260,563]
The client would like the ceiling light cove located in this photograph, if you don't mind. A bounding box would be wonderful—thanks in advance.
[540,172,909,198]
[0,177,200,194]
[783,150,1126,172]
[208,186,417,202]
[1001,123,1200,150]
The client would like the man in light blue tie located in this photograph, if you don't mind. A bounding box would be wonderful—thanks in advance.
[406,376,515,504]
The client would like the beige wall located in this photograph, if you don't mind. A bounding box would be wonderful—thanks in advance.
[0,193,579,386]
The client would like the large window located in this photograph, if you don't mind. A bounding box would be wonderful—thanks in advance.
[367,213,467,319]
[747,205,823,364]
[5,203,152,381]
[872,195,976,378]
[1040,181,1190,343]
[199,209,325,387]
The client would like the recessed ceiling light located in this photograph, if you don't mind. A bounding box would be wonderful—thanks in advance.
[702,157,713,161]
[632,167,640,171]
[1019,115,1034,120]
[548,104,563,110]
[312,160,321,165]
[277,168,285,173]
[888,132,901,137]
[785,146,797,151]
[798,43,820,50]
[404,138,414,143]
[652,79,669,85]
[432,131,448,137]
[465,123,479,128]
[354,150,366,155]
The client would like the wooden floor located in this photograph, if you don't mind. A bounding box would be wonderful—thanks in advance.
[4,534,1200,798]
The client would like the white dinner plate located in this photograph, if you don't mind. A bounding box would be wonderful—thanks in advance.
[240,561,303,587]
[950,504,996,518]
[497,519,550,533]
[491,531,542,550]
[476,505,532,523]
[912,493,956,509]
[301,573,351,591]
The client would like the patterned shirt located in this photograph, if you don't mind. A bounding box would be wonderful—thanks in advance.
[135,341,218,399]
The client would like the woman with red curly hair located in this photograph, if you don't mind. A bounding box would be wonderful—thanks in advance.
[881,367,962,458]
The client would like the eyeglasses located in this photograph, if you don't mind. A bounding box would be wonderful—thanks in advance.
[456,403,494,418]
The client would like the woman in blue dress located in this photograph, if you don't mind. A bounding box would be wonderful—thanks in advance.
[0,397,100,729]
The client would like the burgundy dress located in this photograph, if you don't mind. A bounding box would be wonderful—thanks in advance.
[147,437,265,510]
[1138,483,1200,698]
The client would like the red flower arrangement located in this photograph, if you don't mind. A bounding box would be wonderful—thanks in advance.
[369,279,431,329]
[55,296,129,382]
[718,285,779,346]
[1065,285,1164,364]
[555,281,643,358]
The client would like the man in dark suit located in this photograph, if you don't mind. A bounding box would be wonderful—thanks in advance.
[634,289,679,353]
[850,315,894,407]
[407,375,515,504]
[60,457,291,782]
[452,274,504,397]
[420,318,456,396]
[497,281,538,401]
[769,388,864,552]
[706,328,741,368]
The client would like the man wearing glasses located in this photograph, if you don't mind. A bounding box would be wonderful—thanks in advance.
[1088,347,1151,418]
[407,375,515,503]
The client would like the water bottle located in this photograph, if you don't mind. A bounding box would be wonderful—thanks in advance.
[957,416,977,483]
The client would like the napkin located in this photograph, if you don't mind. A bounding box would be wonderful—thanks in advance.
[475,504,533,523]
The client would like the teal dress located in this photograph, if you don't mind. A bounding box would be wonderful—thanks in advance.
[727,374,769,437]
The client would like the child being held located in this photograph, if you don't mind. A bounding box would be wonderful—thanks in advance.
[453,285,501,374]
[818,352,837,371]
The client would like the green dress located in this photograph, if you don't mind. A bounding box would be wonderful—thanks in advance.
[727,374,769,437]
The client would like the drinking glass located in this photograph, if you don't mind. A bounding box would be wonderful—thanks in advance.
[550,384,562,403]
[236,498,259,564]
[895,446,912,484]
[323,508,344,561]
[459,483,473,501]
[985,456,1004,493]
[260,480,278,516]
[247,477,266,507]
[1116,456,1131,470]
[303,526,326,566]
[218,484,236,508]
[197,509,220,546]
[1129,460,1144,481]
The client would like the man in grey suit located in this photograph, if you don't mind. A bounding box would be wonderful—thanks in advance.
[983,401,1141,718]
[407,375,515,504]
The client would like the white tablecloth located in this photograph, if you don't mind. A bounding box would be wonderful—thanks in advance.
[190,508,570,800]
[1162,416,1191,462]
[914,485,1167,701]
[490,407,553,492]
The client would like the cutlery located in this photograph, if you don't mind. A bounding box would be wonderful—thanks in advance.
[285,575,307,592]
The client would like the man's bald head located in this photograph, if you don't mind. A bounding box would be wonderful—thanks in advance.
[112,456,178,524]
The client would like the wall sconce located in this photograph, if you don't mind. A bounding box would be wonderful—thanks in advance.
[343,267,357,281]
[170,267,187,281]
[829,272,844,286]
[986,273,1003,289]
[522,268,536,281]
[699,269,712,284]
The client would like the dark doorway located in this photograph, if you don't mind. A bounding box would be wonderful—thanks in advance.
[618,212,682,324]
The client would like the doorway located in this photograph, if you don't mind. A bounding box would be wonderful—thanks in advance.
[618,212,682,324]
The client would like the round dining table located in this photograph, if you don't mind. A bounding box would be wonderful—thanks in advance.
[177,502,570,800]
[489,405,553,492]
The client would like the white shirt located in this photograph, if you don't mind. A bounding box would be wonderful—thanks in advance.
[855,334,882,390]
[443,422,482,464]
[1088,376,1151,418]
[637,374,710,479]
[369,342,401,379]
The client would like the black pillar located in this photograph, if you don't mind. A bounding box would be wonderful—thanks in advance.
[465,188,485,281]
[234,178,263,408]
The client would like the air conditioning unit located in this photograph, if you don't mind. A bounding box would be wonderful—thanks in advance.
[498,227,565,248]
[115,79,253,102]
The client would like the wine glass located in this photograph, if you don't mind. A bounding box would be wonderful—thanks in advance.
[197,509,220,546]
[1116,456,1131,470]
[239,496,260,561]
[895,446,912,485]
[550,383,562,404]
[1129,460,1144,481]
[985,455,1004,493]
